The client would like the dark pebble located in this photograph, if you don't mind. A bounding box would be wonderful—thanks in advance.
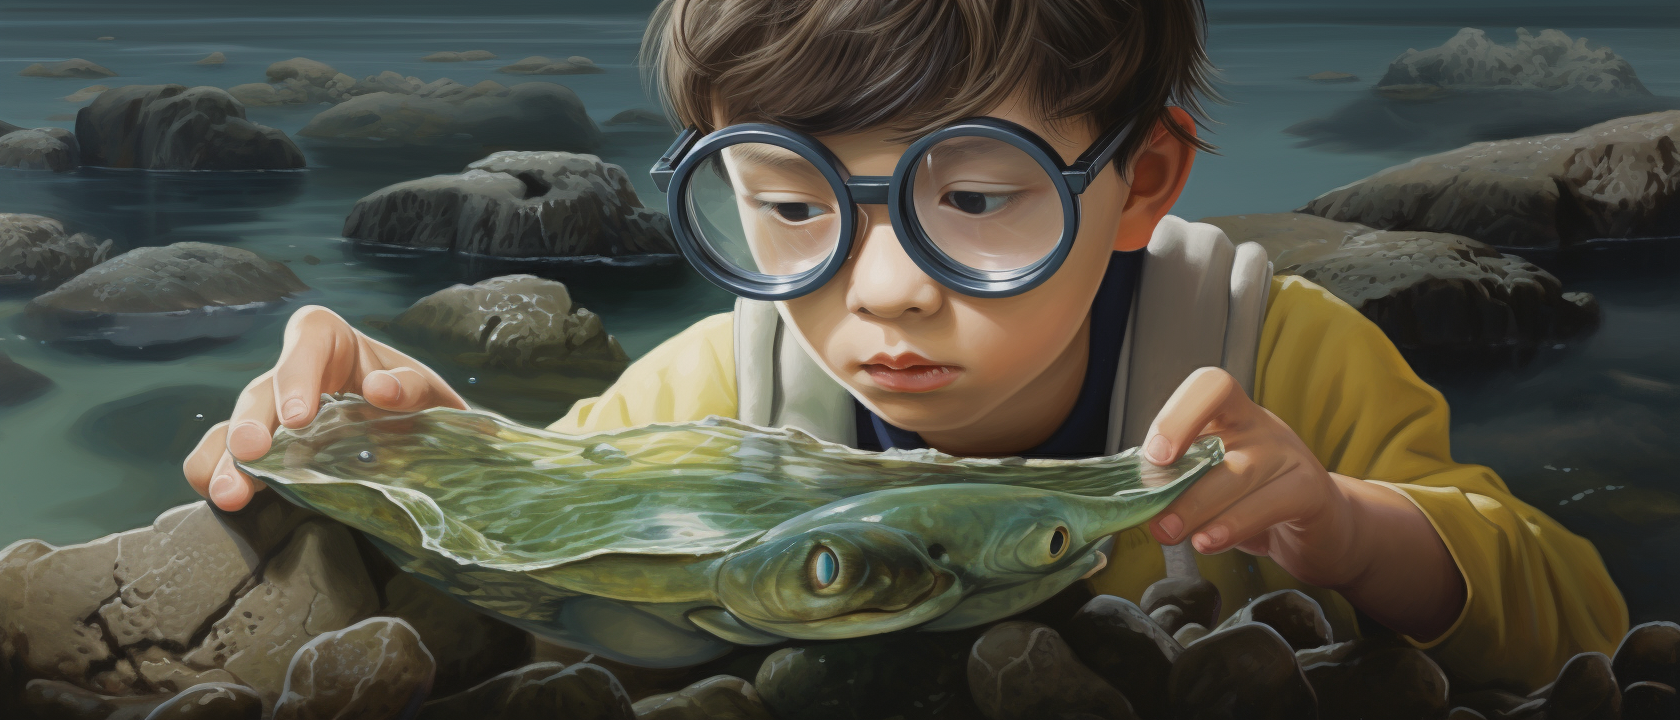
[967,621,1136,720]
[273,617,436,720]
[417,662,633,720]
[1141,577,1222,632]
[632,675,771,720]
[756,632,976,720]
[1304,645,1449,720]
[1175,623,1211,647]
[1168,623,1318,720]
[142,683,262,720]
[1223,589,1334,651]
[1150,604,1187,635]
[1062,595,1180,719]
[1447,708,1488,720]
[1449,688,1530,718]
[1545,652,1620,720]
[1614,622,1680,691]
[1622,681,1677,720]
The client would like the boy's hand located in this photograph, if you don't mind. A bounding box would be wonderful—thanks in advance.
[182,305,468,512]
[1143,367,1465,640]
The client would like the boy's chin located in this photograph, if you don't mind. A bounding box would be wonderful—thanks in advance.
[855,389,988,435]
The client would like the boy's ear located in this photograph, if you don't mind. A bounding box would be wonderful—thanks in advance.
[1113,106,1198,252]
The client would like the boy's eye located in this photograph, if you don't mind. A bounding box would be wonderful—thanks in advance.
[943,190,1010,215]
[771,202,827,223]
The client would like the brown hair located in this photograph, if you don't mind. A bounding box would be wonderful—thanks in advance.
[641,0,1219,171]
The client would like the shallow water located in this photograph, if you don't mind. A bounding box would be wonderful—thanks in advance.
[0,5,1677,624]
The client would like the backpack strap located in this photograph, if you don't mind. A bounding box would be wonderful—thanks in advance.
[733,297,856,445]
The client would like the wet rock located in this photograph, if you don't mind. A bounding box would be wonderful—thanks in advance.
[1449,689,1531,719]
[266,57,338,86]
[1168,623,1317,720]
[425,50,497,62]
[64,85,109,102]
[21,679,170,720]
[344,151,672,261]
[387,274,627,370]
[1613,621,1680,690]
[498,55,604,75]
[1149,604,1187,635]
[633,675,772,720]
[758,633,976,720]
[0,352,54,406]
[1206,212,1598,361]
[967,621,1136,720]
[0,538,54,682]
[1306,71,1358,83]
[528,638,696,702]
[1622,681,1678,720]
[1061,595,1180,719]
[20,59,117,79]
[0,127,80,171]
[1297,110,1680,249]
[143,682,262,720]
[416,661,634,720]
[1140,576,1222,632]
[25,242,310,347]
[1543,652,1620,720]
[1174,623,1211,647]
[1215,589,1334,652]
[272,617,436,720]
[605,108,671,128]
[195,52,226,66]
[380,571,531,697]
[76,84,304,170]
[1379,28,1648,96]
[299,81,600,150]
[1303,645,1449,720]
[0,213,112,289]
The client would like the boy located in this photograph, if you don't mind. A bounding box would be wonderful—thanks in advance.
[184,0,1626,690]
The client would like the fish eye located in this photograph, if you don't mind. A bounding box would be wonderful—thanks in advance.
[357,450,375,463]
[1049,527,1069,558]
[808,546,839,589]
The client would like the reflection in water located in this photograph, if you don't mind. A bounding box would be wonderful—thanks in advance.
[2,168,308,251]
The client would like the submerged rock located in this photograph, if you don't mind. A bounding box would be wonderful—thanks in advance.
[1204,212,1599,361]
[384,274,629,376]
[195,52,226,66]
[0,213,112,289]
[299,81,599,151]
[20,59,116,79]
[632,675,773,720]
[1061,595,1180,719]
[1214,589,1334,652]
[968,622,1135,720]
[144,682,262,720]
[1379,28,1649,96]
[25,242,310,347]
[76,84,305,170]
[0,127,80,172]
[604,108,670,127]
[0,353,52,406]
[497,55,604,75]
[272,617,436,720]
[63,85,109,102]
[343,151,672,261]
[1168,623,1318,720]
[424,50,497,62]
[415,662,634,720]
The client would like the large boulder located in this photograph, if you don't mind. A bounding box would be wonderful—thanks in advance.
[0,127,80,172]
[1378,28,1649,97]
[1205,212,1599,361]
[20,59,116,79]
[299,81,600,151]
[1297,111,1680,250]
[0,213,112,290]
[25,242,310,347]
[343,151,673,261]
[76,84,305,170]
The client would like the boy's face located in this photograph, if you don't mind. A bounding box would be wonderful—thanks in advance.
[719,98,1183,448]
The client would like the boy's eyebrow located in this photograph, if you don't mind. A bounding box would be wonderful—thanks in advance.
[923,137,1017,166]
[724,143,815,171]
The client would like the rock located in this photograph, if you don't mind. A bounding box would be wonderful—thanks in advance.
[1306,71,1358,83]
[633,675,773,720]
[1168,623,1317,720]
[757,633,976,720]
[195,52,226,66]
[498,55,605,75]
[300,81,600,150]
[386,274,628,373]
[21,679,171,720]
[1149,604,1186,635]
[143,682,262,720]
[1613,621,1680,690]
[1379,28,1649,96]
[225,83,287,107]
[1448,709,1488,720]
[604,108,671,127]
[0,127,80,171]
[1297,111,1680,250]
[1061,595,1180,719]
[1174,623,1211,647]
[0,539,54,680]
[76,84,305,170]
[379,571,531,697]
[1543,652,1620,720]
[1449,689,1531,719]
[0,213,111,290]
[1140,576,1222,632]
[1204,212,1598,361]
[272,617,436,720]
[1302,645,1449,720]
[967,622,1136,720]
[265,57,338,86]
[64,85,109,102]
[20,59,117,79]
[1215,589,1334,652]
[343,151,672,261]
[1622,681,1678,720]
[351,70,426,96]
[416,662,634,720]
[25,242,310,347]
[425,50,497,62]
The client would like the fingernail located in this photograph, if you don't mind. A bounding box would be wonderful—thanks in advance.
[228,421,266,453]
[209,474,237,506]
[1197,525,1228,550]
[281,398,307,423]
[1146,434,1172,464]
[1157,513,1183,540]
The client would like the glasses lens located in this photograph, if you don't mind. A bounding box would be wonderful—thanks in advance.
[681,142,843,279]
[910,136,1065,273]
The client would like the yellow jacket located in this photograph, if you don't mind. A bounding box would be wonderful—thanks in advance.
[549,275,1628,689]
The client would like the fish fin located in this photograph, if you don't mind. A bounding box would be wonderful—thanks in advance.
[687,607,787,646]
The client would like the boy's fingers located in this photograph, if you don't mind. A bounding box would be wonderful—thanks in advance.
[1144,367,1246,466]
[183,420,231,497]
[363,367,442,412]
[1149,462,1257,545]
[1183,479,1301,555]
[227,372,278,461]
[208,451,258,511]
[272,306,356,429]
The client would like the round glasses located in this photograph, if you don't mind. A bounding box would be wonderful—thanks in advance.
[649,113,1141,300]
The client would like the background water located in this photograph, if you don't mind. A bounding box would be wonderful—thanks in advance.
[0,1,1677,625]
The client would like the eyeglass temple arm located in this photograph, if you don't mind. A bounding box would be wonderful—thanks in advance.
[651,127,702,193]
[1061,116,1142,195]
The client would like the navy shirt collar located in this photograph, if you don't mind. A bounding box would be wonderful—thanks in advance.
[853,250,1143,459]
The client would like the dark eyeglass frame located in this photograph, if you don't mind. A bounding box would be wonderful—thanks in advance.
[650,112,1142,301]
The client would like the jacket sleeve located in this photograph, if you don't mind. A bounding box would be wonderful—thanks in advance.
[1254,276,1628,690]
[546,312,738,433]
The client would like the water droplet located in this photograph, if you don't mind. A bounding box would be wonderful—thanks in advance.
[195,414,204,420]
[1572,492,1584,501]
[357,450,374,463]
[468,377,478,384]
[1562,467,1572,473]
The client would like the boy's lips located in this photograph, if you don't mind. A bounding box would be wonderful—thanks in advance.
[860,353,963,393]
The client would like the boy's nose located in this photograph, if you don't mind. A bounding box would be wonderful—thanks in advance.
[844,209,944,320]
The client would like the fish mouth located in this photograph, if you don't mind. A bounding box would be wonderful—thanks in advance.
[732,567,962,640]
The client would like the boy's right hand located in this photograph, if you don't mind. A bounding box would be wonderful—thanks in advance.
[183,305,468,511]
